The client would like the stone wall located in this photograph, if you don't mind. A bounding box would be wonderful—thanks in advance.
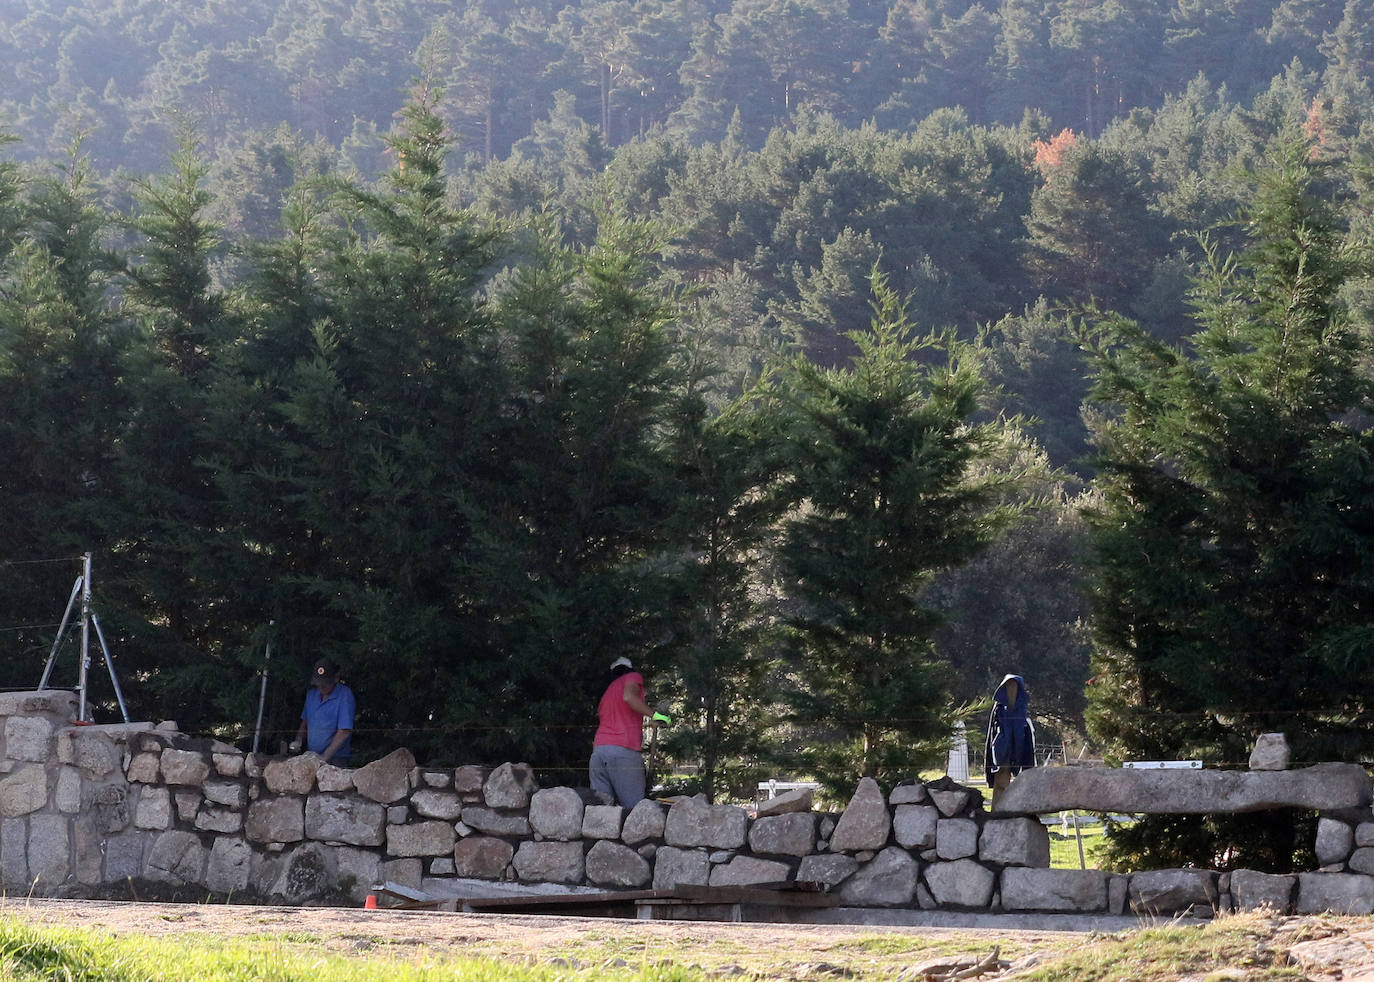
[4,691,1374,917]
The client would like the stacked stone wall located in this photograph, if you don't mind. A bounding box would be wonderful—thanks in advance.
[4,691,1374,917]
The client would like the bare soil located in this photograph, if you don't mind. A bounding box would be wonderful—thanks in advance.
[4,895,1374,979]
[0,895,1077,978]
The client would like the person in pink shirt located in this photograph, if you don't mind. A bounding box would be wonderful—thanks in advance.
[589,656,658,806]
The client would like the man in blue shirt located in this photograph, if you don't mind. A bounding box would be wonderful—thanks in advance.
[289,658,355,765]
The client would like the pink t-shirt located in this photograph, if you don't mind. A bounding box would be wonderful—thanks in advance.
[594,672,645,751]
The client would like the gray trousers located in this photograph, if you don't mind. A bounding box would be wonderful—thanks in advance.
[589,744,646,808]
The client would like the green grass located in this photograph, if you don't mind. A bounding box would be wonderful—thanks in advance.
[0,918,704,982]
[1048,819,1110,869]
[0,909,1335,981]
[1012,917,1308,981]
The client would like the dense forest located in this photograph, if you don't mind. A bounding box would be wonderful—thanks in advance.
[3,0,1374,869]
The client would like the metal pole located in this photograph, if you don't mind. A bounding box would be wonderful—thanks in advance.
[78,552,93,722]
[38,576,83,691]
[90,613,130,723]
[252,623,274,754]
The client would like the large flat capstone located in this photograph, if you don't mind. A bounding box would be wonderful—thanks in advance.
[994,763,1370,815]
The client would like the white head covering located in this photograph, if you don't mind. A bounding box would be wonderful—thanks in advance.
[609,656,634,671]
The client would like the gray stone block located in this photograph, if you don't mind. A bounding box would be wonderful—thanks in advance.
[55,767,81,813]
[0,765,48,818]
[460,805,531,836]
[28,813,69,886]
[104,833,144,882]
[174,790,201,823]
[622,799,665,844]
[996,763,1371,814]
[582,804,623,840]
[889,783,929,806]
[245,796,305,843]
[315,764,353,793]
[1316,817,1355,866]
[379,857,422,890]
[924,858,995,909]
[194,806,243,834]
[160,749,212,787]
[92,785,130,834]
[652,845,710,889]
[0,691,78,719]
[830,778,891,852]
[893,805,938,850]
[586,840,651,887]
[664,796,747,849]
[530,787,585,841]
[454,765,488,797]
[421,770,451,789]
[305,794,385,846]
[353,748,416,804]
[263,755,319,795]
[135,786,173,830]
[4,716,54,762]
[274,842,335,901]
[756,788,813,817]
[1108,874,1128,915]
[335,847,382,900]
[386,821,456,858]
[935,818,979,860]
[146,830,206,885]
[710,855,791,887]
[203,780,247,809]
[1296,872,1374,914]
[453,835,514,879]
[1230,869,1295,912]
[979,817,1051,868]
[1248,733,1290,771]
[1000,867,1109,912]
[1128,869,1219,915]
[512,840,583,883]
[484,762,538,809]
[412,789,462,821]
[212,753,244,778]
[797,853,859,888]
[928,788,973,817]
[749,812,817,857]
[206,838,253,894]
[837,847,919,907]
[1,817,27,886]
[127,752,161,783]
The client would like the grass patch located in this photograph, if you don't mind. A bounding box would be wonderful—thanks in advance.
[1048,819,1110,869]
[1012,915,1307,981]
[0,918,704,982]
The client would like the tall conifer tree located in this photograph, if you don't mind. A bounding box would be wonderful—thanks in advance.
[776,272,1029,790]
[1081,135,1374,869]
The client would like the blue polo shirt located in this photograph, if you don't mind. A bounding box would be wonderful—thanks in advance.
[301,682,355,762]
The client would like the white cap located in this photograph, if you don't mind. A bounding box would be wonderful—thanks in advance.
[610,656,634,671]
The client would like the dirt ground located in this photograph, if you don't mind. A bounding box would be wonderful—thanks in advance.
[0,896,1084,978]
[5,896,1374,979]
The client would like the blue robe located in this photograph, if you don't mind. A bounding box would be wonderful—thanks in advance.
[984,673,1035,783]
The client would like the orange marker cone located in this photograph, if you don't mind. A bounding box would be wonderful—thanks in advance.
[364,893,377,909]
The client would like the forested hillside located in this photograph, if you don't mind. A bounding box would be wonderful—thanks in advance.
[3,0,1374,860]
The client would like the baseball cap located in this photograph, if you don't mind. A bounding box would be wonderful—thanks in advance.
[609,656,633,671]
[311,658,340,686]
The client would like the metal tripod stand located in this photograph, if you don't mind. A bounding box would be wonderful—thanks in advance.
[37,552,130,723]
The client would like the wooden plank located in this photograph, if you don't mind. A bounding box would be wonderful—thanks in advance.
[459,890,672,912]
[671,884,838,908]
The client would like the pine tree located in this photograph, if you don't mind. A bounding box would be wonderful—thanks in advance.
[1081,135,1374,870]
[775,271,1031,791]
